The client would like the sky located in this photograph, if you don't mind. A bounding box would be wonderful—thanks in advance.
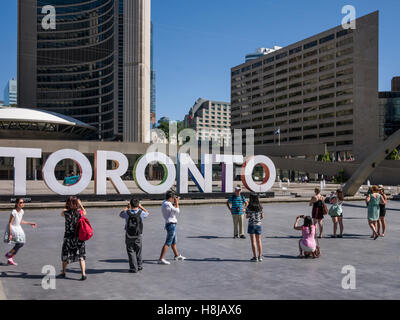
[0,0,399,122]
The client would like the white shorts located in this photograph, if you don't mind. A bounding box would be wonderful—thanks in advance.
[300,241,316,253]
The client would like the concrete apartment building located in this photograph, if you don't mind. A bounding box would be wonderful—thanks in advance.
[231,11,379,161]
[18,0,151,142]
[3,79,17,106]
[184,98,231,144]
[380,77,400,139]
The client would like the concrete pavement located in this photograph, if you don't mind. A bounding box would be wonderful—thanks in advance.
[1,201,400,300]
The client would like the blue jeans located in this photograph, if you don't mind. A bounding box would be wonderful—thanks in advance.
[165,223,177,246]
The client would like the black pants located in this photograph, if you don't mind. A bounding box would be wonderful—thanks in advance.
[126,235,142,272]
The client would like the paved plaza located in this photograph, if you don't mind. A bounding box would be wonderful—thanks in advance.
[0,201,400,300]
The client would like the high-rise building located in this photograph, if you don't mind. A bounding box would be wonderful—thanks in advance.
[150,22,156,129]
[379,77,400,139]
[231,11,379,161]
[392,77,400,92]
[184,98,231,145]
[245,47,282,63]
[4,79,17,106]
[18,0,151,142]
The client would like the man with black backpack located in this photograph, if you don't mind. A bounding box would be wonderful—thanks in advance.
[120,199,149,273]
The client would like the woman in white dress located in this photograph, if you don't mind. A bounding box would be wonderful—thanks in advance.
[4,198,37,266]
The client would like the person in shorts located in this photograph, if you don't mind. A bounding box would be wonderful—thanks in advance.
[158,191,185,265]
[246,193,264,262]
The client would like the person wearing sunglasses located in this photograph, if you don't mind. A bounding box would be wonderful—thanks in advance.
[4,198,37,266]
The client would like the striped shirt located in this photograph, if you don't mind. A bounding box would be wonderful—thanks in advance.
[228,195,246,215]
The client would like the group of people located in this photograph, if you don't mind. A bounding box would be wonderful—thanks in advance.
[2,183,390,277]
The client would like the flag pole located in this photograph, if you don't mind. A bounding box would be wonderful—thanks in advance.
[278,127,281,146]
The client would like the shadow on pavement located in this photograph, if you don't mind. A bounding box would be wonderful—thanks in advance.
[98,259,128,263]
[263,254,299,260]
[186,236,234,239]
[1,271,43,279]
[264,235,301,239]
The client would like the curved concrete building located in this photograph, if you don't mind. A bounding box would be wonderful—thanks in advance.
[18,0,151,142]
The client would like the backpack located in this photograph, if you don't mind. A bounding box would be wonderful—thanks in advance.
[126,210,143,238]
[75,212,94,241]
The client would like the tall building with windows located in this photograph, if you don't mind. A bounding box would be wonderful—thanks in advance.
[380,77,400,139]
[4,79,17,106]
[184,98,231,145]
[150,22,156,129]
[18,0,151,142]
[231,11,379,161]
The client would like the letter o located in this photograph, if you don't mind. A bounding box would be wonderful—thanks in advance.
[133,152,176,194]
[42,149,92,195]
[241,155,276,193]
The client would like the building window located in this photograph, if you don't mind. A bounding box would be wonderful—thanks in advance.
[276,52,288,60]
[337,58,353,67]
[303,49,318,59]
[304,40,318,50]
[289,46,302,55]
[337,29,353,38]
[319,34,335,44]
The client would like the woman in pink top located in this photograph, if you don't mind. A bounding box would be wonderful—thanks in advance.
[293,216,319,258]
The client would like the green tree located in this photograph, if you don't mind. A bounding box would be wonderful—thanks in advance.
[156,120,187,140]
[386,148,400,160]
[318,150,332,162]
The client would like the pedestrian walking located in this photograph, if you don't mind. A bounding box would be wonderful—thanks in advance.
[120,199,149,273]
[293,215,319,258]
[328,189,344,238]
[309,187,325,238]
[4,198,37,266]
[377,185,388,237]
[246,193,264,262]
[158,191,185,265]
[226,185,248,239]
[365,185,386,240]
[59,196,87,280]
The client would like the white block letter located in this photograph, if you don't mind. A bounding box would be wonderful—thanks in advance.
[0,147,42,196]
[134,152,176,194]
[95,151,130,195]
[241,155,276,193]
[177,153,213,194]
[42,149,92,195]
[214,154,244,193]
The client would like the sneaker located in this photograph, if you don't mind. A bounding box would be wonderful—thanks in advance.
[250,257,258,262]
[138,266,143,271]
[7,258,17,266]
[174,255,186,261]
[128,269,137,273]
[81,275,87,281]
[240,235,246,239]
[258,256,263,262]
[158,259,170,265]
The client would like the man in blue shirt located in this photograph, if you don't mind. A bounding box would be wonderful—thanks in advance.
[227,185,248,239]
[120,199,149,273]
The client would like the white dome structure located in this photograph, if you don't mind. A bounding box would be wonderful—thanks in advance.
[0,107,96,140]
